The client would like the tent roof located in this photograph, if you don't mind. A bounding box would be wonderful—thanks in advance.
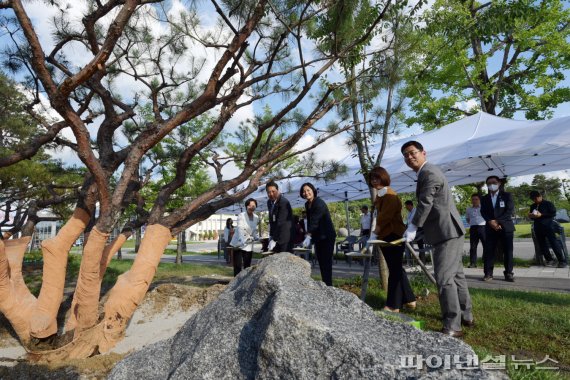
[218,112,570,213]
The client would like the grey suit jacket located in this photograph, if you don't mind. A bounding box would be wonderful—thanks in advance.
[411,162,465,245]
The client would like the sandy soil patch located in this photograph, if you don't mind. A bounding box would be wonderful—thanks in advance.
[0,277,227,379]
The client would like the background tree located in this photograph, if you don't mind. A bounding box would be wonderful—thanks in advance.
[530,175,562,201]
[404,0,570,129]
[507,175,565,221]
[331,2,422,290]
[0,72,83,237]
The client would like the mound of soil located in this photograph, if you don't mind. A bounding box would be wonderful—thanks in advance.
[0,278,227,379]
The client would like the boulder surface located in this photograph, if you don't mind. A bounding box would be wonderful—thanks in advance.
[109,254,505,379]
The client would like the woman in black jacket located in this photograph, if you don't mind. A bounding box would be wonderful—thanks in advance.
[300,182,336,286]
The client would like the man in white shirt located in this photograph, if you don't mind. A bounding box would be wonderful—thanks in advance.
[360,205,371,237]
[465,194,486,268]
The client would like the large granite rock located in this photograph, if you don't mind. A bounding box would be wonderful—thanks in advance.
[109,254,505,379]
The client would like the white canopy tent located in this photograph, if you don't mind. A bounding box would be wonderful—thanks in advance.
[218,112,570,214]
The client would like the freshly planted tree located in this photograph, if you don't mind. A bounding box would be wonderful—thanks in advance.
[0,0,395,361]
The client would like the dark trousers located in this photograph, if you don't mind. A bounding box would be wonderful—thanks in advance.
[412,237,426,263]
[273,241,293,254]
[233,249,253,276]
[469,225,486,265]
[535,225,567,264]
[314,238,334,286]
[483,226,514,277]
[382,234,416,309]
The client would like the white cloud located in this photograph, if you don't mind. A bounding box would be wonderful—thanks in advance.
[296,134,351,163]
[453,98,479,113]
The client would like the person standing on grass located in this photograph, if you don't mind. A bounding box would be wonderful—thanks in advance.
[230,198,260,276]
[367,167,416,313]
[401,140,473,338]
[466,194,486,268]
[300,182,336,286]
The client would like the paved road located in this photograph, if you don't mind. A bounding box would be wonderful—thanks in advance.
[150,239,542,260]
[116,239,569,294]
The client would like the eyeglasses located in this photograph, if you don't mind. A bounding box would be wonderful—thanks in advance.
[402,150,421,158]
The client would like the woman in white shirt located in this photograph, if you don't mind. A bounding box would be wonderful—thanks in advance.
[230,198,259,276]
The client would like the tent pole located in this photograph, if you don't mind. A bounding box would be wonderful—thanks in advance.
[344,191,351,236]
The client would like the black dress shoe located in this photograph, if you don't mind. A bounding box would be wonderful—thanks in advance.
[461,318,475,328]
[505,273,515,282]
[558,263,568,268]
[441,328,464,338]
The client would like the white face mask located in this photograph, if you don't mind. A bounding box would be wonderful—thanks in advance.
[378,187,388,197]
[487,184,499,192]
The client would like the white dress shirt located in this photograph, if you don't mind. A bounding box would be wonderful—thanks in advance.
[466,206,485,226]
[491,193,499,208]
[360,213,371,230]
[407,208,416,226]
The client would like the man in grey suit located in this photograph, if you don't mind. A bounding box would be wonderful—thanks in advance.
[401,141,473,338]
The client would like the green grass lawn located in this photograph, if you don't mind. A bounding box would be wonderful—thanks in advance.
[334,275,570,379]
[515,223,568,239]
[22,255,233,295]
[101,257,233,285]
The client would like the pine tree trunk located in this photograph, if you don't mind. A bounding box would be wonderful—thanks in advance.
[99,224,172,353]
[0,237,36,344]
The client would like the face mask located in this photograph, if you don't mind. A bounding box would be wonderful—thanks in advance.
[487,184,499,192]
[378,187,388,197]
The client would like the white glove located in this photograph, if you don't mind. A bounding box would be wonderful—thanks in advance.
[404,223,417,242]
[268,239,276,251]
[302,236,311,248]
[365,232,378,248]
